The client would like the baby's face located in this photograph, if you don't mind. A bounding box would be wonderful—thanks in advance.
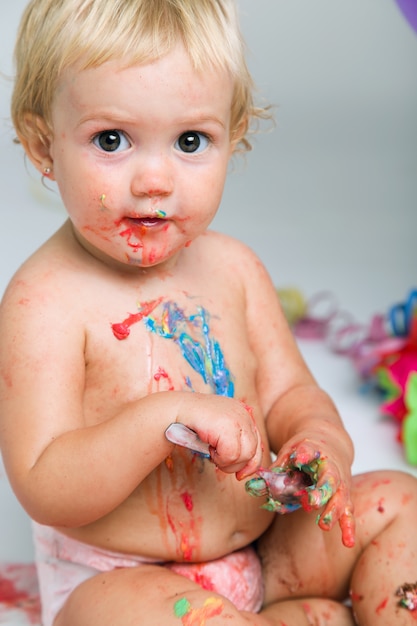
[47,44,235,271]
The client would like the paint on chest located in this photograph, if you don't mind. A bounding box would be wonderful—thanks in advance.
[111,299,235,396]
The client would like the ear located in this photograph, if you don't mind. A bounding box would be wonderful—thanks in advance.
[19,114,55,180]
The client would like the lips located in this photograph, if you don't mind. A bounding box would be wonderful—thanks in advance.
[126,216,166,228]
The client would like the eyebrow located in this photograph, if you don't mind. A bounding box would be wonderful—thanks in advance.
[177,115,226,129]
[77,110,227,130]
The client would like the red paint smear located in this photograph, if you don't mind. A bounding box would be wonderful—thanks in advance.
[376,597,389,614]
[111,297,162,339]
[181,533,193,561]
[154,367,175,391]
[181,492,194,511]
[0,577,29,604]
[170,564,216,592]
[350,591,364,602]
[402,493,413,505]
[372,479,392,488]
[165,455,174,472]
[340,509,355,548]
[119,227,145,250]
[154,367,169,381]
[191,572,215,592]
[166,509,177,535]
[0,573,41,625]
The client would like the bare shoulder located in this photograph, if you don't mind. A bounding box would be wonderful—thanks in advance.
[1,221,103,317]
[199,229,259,259]
[0,222,94,372]
[196,230,269,280]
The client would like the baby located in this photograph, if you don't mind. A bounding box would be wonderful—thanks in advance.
[0,1,416,625]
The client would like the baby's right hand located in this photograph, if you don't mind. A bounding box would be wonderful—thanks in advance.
[168,394,263,480]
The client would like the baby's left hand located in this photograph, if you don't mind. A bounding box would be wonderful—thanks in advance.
[282,439,355,548]
[272,437,355,547]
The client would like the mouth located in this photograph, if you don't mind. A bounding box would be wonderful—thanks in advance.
[125,216,167,229]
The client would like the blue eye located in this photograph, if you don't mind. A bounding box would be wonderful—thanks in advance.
[93,130,130,153]
[175,131,209,154]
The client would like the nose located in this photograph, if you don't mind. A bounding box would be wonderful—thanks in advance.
[130,154,174,198]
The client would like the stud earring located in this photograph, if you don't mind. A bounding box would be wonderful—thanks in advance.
[43,166,52,177]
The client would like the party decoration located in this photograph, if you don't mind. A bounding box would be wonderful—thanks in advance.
[395,0,417,34]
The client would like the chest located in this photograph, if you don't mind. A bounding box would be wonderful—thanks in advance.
[81,288,257,421]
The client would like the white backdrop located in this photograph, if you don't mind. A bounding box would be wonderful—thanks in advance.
[0,0,416,561]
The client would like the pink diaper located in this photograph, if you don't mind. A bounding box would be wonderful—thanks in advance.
[32,522,263,625]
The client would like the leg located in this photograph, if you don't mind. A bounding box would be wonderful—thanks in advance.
[257,470,417,625]
[54,562,356,626]
[350,471,417,625]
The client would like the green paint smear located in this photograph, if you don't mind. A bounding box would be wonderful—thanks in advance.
[174,597,191,618]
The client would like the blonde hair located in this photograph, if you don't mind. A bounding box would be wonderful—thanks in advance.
[12,0,268,152]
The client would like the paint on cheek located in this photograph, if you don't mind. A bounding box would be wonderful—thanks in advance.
[173,596,224,625]
[99,194,109,211]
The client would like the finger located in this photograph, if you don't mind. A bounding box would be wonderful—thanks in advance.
[316,485,355,546]
[210,431,256,475]
[288,440,322,467]
[235,428,263,480]
[339,506,356,547]
[299,479,335,512]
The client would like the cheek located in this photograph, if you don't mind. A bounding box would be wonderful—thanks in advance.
[192,162,228,210]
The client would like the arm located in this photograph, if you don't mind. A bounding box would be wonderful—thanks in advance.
[235,243,355,545]
[0,269,262,528]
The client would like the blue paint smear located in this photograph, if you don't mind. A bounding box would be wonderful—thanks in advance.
[144,302,234,397]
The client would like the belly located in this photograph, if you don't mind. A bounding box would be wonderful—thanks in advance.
[60,448,273,562]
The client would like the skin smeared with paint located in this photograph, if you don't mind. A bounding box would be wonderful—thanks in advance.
[112,297,239,562]
[245,466,314,513]
[111,298,163,340]
[396,582,417,611]
[112,298,234,395]
[247,452,356,548]
[144,302,234,397]
[174,596,224,625]
[245,456,332,514]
